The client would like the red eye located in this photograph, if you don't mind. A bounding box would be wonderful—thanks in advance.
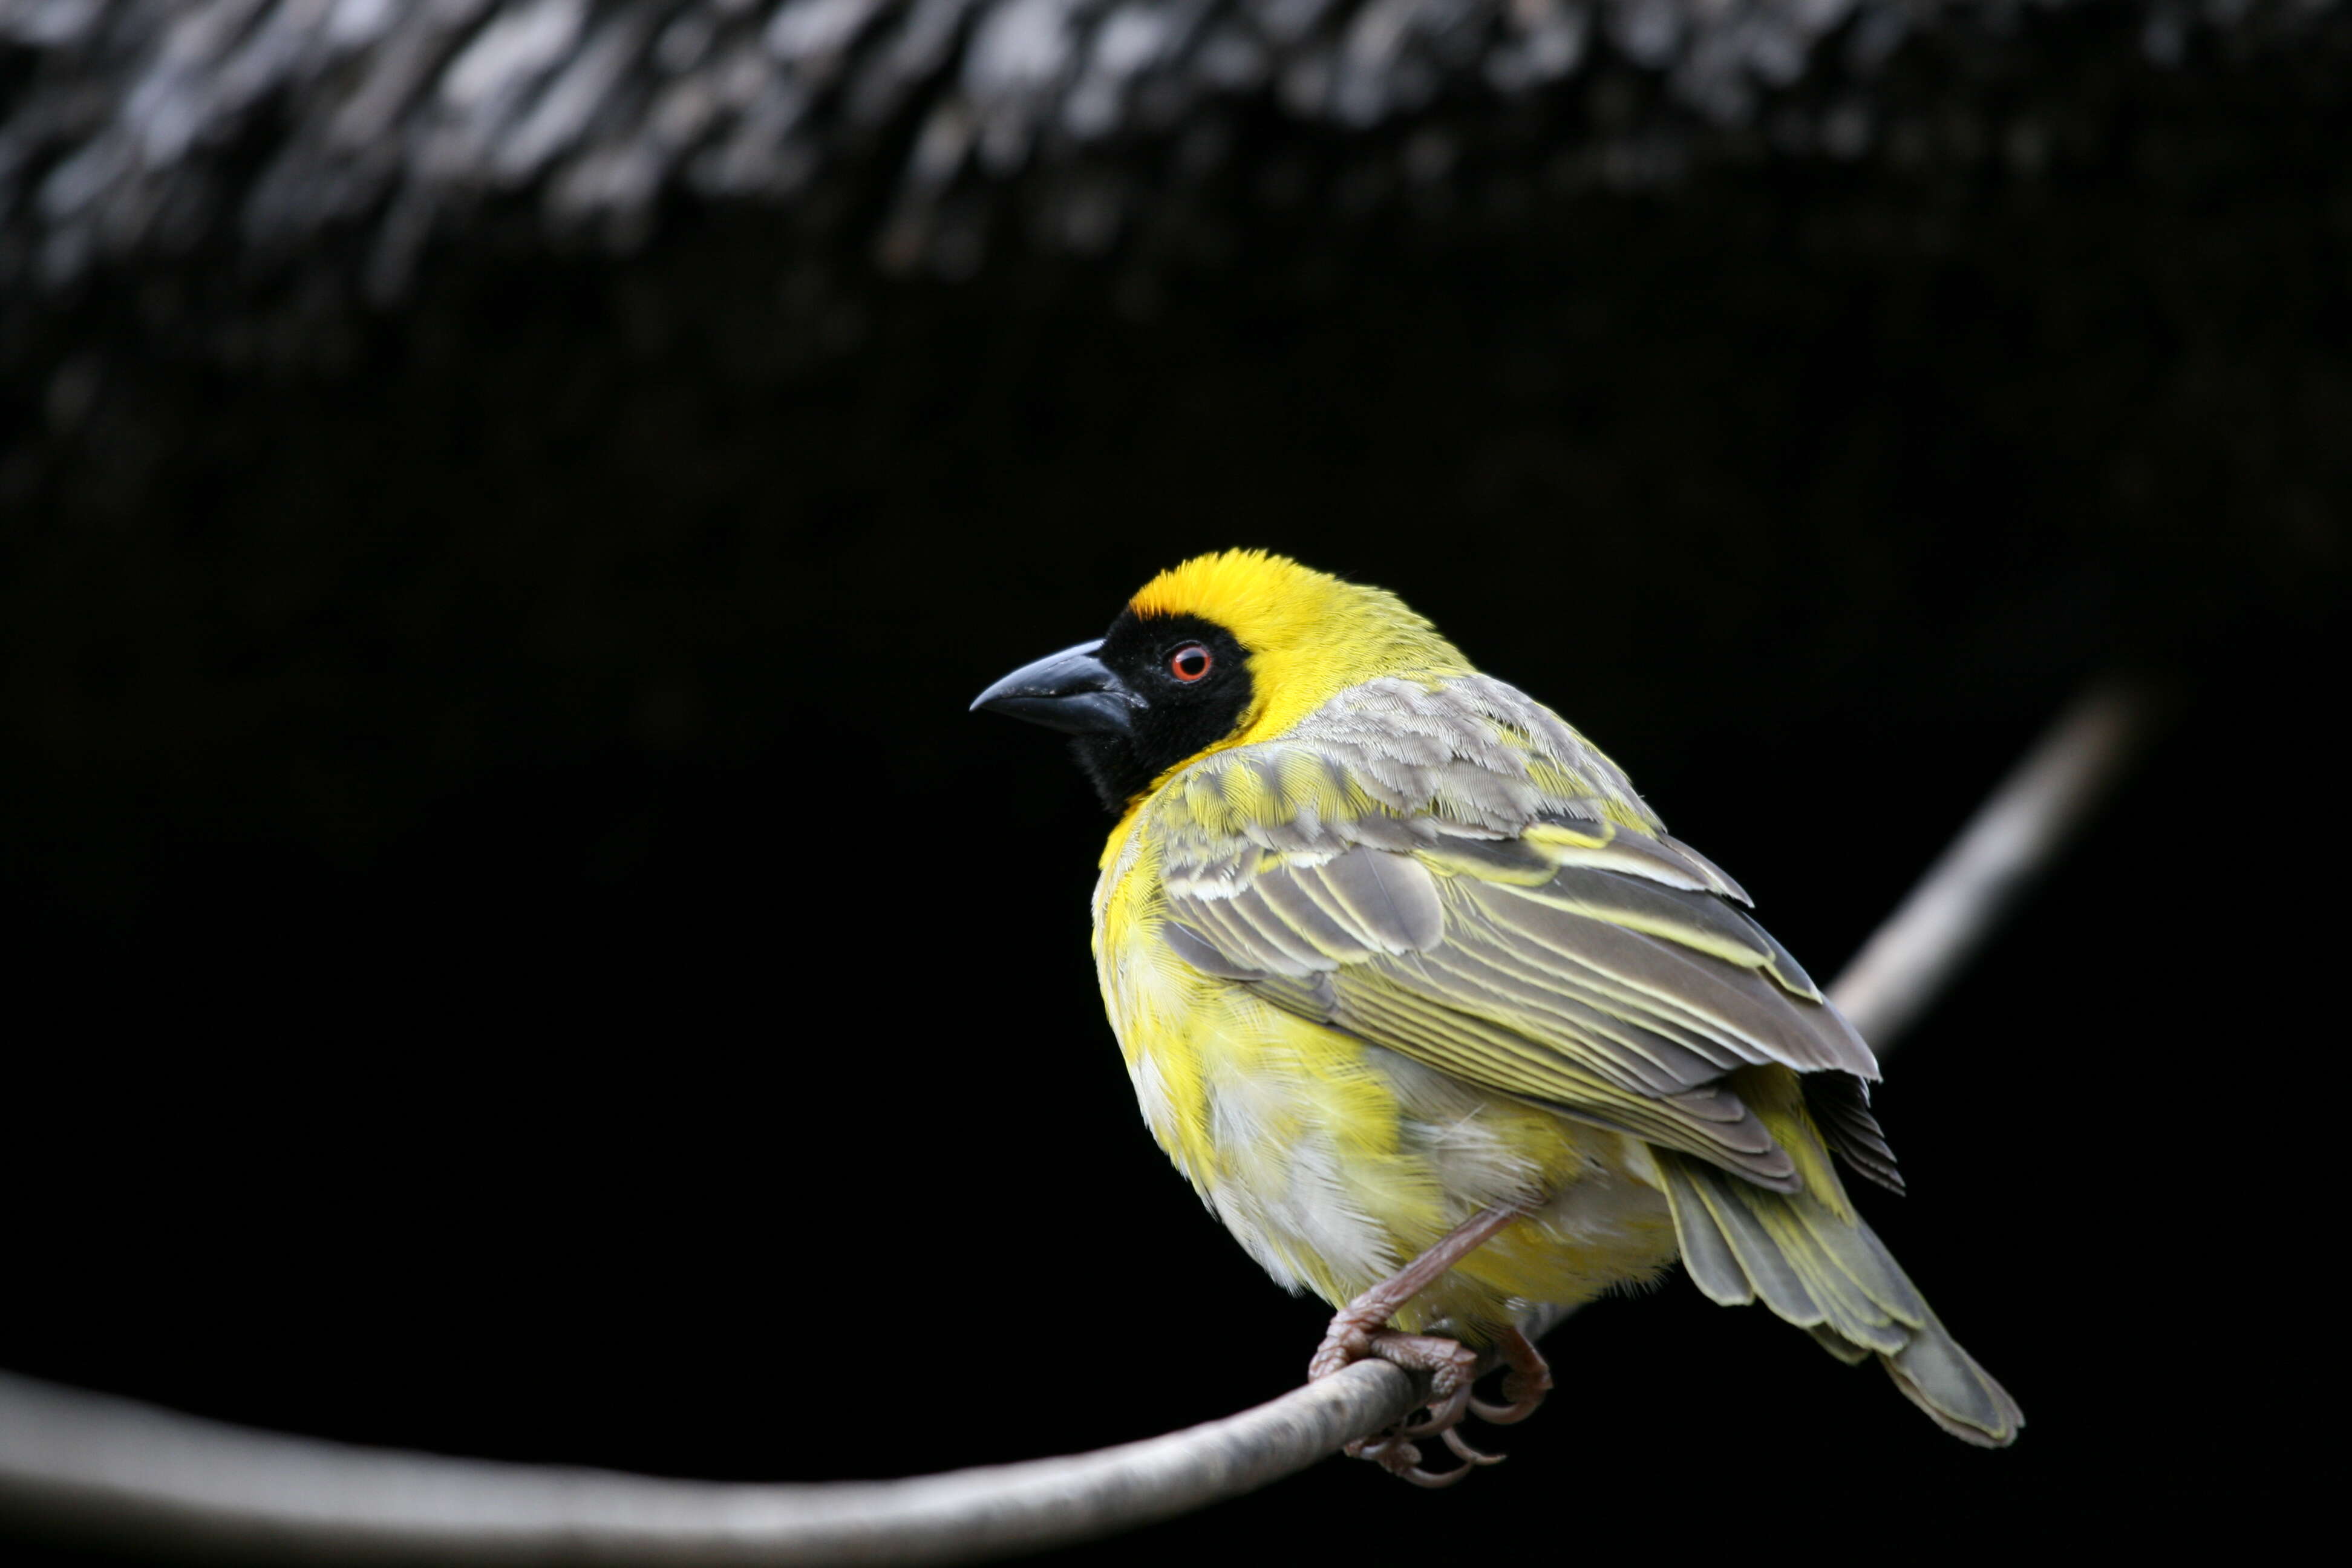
[1168,642,1214,682]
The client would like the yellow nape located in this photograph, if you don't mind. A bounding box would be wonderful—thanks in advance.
[1130,550,1474,745]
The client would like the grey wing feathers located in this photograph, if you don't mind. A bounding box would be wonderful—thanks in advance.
[1145,673,1888,1195]
[1304,850,1447,952]
[1804,1071,1906,1195]
[1160,919,1262,979]
[1458,880,1870,1075]
[1540,828,1751,903]
[1174,850,1444,974]
[1161,841,1881,1191]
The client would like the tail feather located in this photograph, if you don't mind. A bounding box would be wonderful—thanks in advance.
[1805,1325,1872,1365]
[1661,1152,2024,1448]
[1883,1319,2023,1448]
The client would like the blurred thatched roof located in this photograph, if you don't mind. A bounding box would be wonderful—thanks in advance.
[5,0,2344,306]
[0,0,2339,916]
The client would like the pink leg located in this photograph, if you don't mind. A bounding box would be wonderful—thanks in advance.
[1307,1205,1524,1382]
[1305,1205,1528,1485]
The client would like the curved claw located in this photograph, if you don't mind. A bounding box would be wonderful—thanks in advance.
[1442,1427,1506,1466]
[1397,1460,1477,1488]
[1469,1325,1554,1426]
[1366,1438,1477,1489]
[1469,1391,1541,1426]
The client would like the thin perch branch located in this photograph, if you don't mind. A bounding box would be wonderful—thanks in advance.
[0,1361,1422,1566]
[0,679,2161,1566]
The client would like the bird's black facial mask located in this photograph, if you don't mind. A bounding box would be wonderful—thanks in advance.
[972,610,1253,809]
[1076,610,1254,809]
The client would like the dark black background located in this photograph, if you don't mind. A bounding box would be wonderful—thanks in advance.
[2,148,2333,1561]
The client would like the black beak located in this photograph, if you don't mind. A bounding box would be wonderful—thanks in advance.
[970,640,1136,736]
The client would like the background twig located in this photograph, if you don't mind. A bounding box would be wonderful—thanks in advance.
[1829,681,2161,1047]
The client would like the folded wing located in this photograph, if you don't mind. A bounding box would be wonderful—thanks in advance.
[1151,722,1896,1194]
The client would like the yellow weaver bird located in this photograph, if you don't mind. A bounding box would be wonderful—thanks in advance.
[973,550,2021,1481]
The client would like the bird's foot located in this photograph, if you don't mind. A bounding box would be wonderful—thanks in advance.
[1308,1315,1507,1488]
[1302,1207,1538,1485]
